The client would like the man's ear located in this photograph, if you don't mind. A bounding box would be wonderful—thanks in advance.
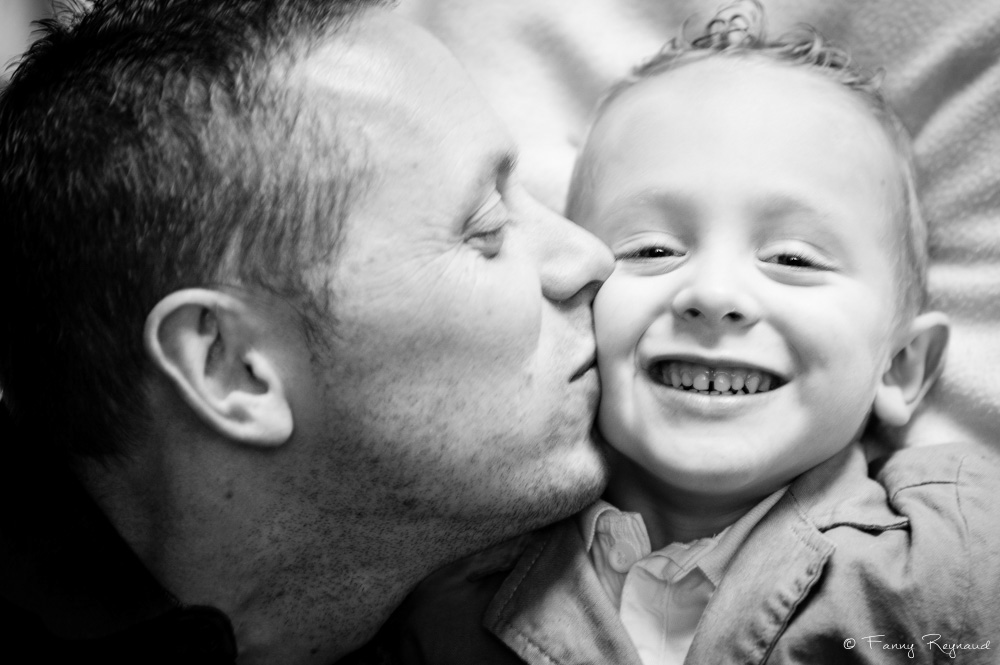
[144,289,293,446]
[873,311,950,428]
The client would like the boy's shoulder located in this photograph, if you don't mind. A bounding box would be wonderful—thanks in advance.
[867,441,1000,585]
[873,440,1000,497]
[855,441,1000,557]
[782,440,1000,537]
[776,441,1000,593]
[724,441,1000,663]
[677,442,1000,664]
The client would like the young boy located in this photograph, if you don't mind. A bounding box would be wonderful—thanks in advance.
[365,5,1000,664]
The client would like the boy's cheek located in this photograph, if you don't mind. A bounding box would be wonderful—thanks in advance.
[596,378,639,453]
[595,275,672,373]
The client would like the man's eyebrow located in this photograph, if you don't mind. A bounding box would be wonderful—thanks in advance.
[492,149,518,185]
[470,150,519,200]
[461,150,519,229]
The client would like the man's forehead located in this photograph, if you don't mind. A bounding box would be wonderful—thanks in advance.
[288,9,513,172]
[290,9,461,105]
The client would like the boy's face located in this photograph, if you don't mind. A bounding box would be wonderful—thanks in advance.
[575,59,906,503]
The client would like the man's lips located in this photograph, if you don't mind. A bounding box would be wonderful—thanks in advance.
[646,359,787,396]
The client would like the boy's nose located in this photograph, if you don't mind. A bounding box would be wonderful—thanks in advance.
[671,272,761,329]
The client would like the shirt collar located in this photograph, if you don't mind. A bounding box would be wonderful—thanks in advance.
[698,487,786,585]
[578,441,905,584]
[579,500,628,552]
[578,486,788,587]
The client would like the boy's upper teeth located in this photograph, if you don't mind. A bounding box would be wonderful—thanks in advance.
[653,361,781,395]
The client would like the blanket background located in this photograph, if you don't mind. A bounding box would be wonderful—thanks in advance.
[399,0,1000,451]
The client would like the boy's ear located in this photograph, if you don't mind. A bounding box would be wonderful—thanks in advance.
[144,289,294,446]
[873,311,950,428]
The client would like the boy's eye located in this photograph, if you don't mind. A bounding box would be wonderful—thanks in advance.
[617,245,685,261]
[759,240,834,269]
[613,235,687,275]
[611,229,687,274]
[759,244,837,284]
[766,252,818,269]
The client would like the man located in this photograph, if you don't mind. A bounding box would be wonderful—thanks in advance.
[0,0,613,662]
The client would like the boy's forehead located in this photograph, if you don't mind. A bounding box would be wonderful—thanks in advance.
[581,56,901,217]
[596,56,879,150]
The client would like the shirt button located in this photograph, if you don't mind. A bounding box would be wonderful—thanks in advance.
[610,542,640,573]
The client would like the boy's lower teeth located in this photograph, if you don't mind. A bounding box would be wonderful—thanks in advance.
[674,385,752,396]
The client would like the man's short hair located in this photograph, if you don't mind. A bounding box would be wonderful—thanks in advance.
[0,0,386,459]
[568,0,928,322]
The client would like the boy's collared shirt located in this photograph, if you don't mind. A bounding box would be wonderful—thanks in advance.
[374,442,1000,665]
[579,488,787,665]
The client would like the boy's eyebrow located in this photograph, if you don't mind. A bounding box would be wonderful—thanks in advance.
[751,194,850,251]
[604,189,699,228]
[601,189,859,252]
[754,194,828,218]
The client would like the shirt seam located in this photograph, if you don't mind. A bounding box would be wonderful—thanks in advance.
[492,532,565,665]
[757,514,832,665]
[494,534,547,617]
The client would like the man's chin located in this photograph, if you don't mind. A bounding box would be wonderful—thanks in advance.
[430,437,608,564]
[510,443,609,534]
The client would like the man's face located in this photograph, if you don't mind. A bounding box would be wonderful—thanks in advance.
[573,59,905,506]
[288,12,613,540]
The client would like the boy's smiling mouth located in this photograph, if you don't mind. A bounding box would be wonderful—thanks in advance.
[648,360,786,396]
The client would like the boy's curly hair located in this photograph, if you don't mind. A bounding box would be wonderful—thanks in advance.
[628,0,882,99]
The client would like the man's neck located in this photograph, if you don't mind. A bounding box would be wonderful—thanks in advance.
[82,459,458,663]
[228,520,447,664]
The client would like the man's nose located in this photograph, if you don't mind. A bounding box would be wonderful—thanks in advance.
[671,259,761,329]
[533,204,614,304]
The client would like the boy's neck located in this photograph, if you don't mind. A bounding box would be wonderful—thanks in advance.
[603,450,771,551]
